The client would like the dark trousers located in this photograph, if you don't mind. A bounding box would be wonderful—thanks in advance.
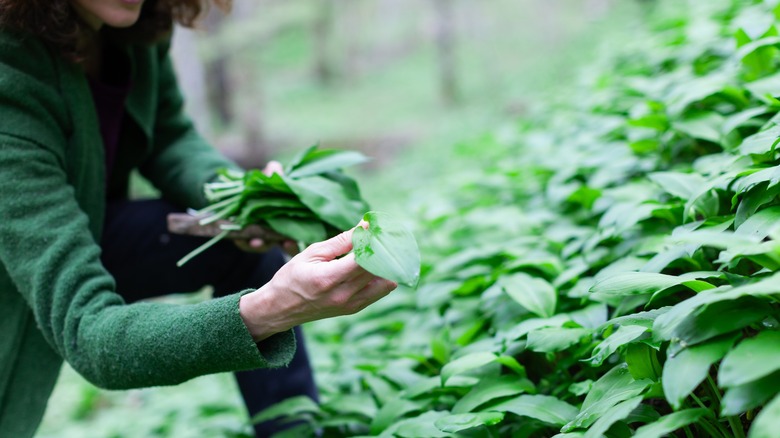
[100,199,318,437]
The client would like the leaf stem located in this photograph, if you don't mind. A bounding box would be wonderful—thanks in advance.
[706,374,745,438]
[176,230,230,267]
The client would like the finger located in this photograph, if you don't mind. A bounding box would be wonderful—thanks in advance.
[350,277,397,313]
[263,160,284,176]
[306,228,354,260]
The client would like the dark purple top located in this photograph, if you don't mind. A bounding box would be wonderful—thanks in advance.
[86,46,132,183]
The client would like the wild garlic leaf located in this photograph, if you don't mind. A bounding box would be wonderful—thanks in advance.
[352,211,421,287]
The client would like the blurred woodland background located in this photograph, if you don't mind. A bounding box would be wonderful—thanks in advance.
[169,0,636,172]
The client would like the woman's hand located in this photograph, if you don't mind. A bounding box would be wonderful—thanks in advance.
[238,226,397,341]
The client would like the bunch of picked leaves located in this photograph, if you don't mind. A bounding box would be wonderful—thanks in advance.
[176,145,371,266]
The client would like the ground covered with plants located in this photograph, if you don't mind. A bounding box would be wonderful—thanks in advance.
[276,1,780,437]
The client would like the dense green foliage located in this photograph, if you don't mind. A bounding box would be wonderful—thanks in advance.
[261,1,780,437]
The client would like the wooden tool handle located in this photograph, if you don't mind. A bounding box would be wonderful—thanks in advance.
[166,213,285,240]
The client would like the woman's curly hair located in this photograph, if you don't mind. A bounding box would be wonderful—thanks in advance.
[0,0,230,60]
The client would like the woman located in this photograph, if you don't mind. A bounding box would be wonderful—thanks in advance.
[0,1,397,437]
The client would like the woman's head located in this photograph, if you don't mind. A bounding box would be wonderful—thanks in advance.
[0,0,230,60]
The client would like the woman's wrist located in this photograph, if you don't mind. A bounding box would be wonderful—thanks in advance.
[239,286,287,342]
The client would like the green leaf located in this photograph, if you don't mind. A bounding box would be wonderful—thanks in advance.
[585,325,648,366]
[673,112,724,143]
[719,331,780,387]
[322,393,377,419]
[721,370,780,416]
[434,412,505,433]
[499,272,557,318]
[284,175,368,230]
[654,273,780,343]
[633,409,710,438]
[562,365,651,432]
[749,393,780,438]
[583,395,643,438]
[662,335,737,409]
[649,172,708,200]
[590,272,714,297]
[287,149,369,179]
[625,342,662,381]
[352,211,421,287]
[452,375,534,414]
[265,216,327,244]
[389,411,451,437]
[250,396,319,424]
[489,394,579,427]
[739,125,780,156]
[527,327,591,353]
[440,352,497,386]
[370,398,427,435]
[735,206,780,240]
[667,297,770,346]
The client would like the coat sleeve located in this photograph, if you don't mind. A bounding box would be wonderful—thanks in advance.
[0,34,295,390]
[138,40,241,210]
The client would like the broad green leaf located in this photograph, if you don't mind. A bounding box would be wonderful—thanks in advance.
[749,393,780,438]
[250,396,319,424]
[733,166,780,195]
[440,352,497,385]
[654,273,780,343]
[452,375,534,414]
[287,149,369,179]
[719,331,780,387]
[569,380,594,397]
[352,211,421,287]
[584,325,648,366]
[673,112,724,143]
[502,314,571,341]
[736,182,780,228]
[633,409,710,438]
[527,327,591,353]
[265,216,327,244]
[284,175,368,230]
[583,395,643,438]
[738,125,780,156]
[499,272,557,318]
[662,335,737,409]
[664,297,770,346]
[434,412,505,433]
[735,206,780,240]
[388,411,451,438]
[601,307,671,331]
[625,343,662,381]
[721,370,780,416]
[322,393,377,419]
[649,171,708,200]
[562,365,651,432]
[745,70,780,99]
[489,394,578,427]
[590,272,714,297]
[370,398,428,435]
[723,107,771,134]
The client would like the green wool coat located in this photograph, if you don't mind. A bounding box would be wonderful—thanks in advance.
[0,31,295,438]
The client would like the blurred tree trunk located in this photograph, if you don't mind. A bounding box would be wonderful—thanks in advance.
[203,9,233,126]
[171,27,212,139]
[313,0,337,85]
[433,0,460,105]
